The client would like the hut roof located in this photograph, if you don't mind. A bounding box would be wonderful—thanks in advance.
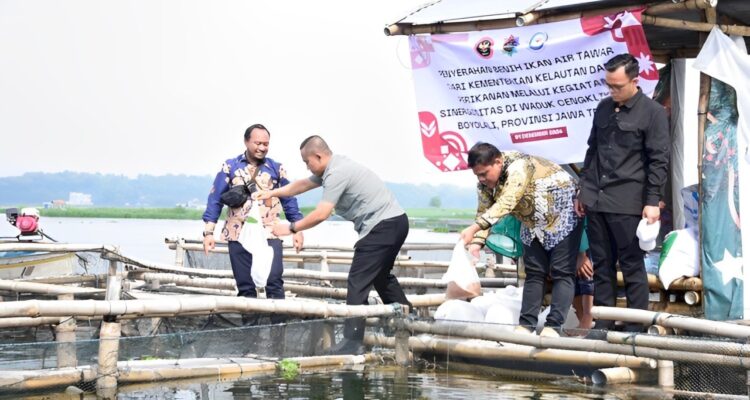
[387,0,750,56]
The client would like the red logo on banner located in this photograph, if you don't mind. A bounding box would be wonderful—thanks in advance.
[418,111,468,171]
[510,127,569,143]
[410,37,435,69]
[580,9,658,81]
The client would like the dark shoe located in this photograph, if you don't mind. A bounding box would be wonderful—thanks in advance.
[583,329,607,340]
[324,339,365,356]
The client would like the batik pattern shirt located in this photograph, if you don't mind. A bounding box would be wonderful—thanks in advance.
[473,151,579,251]
[202,153,303,241]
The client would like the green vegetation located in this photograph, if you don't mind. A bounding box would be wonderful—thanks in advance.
[37,207,224,220]
[429,195,441,208]
[31,206,475,222]
[277,359,300,380]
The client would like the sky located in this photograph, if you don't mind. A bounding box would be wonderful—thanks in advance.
[0,0,475,187]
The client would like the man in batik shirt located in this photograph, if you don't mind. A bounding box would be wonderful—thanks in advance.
[460,143,582,337]
[202,124,304,300]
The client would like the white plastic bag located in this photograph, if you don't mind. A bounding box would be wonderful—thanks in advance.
[238,201,275,288]
[442,241,482,299]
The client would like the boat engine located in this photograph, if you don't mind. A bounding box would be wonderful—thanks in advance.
[5,207,40,236]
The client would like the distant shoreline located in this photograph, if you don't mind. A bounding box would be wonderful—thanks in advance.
[28,207,474,231]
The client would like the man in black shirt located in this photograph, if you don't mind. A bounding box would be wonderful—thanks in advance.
[575,53,669,333]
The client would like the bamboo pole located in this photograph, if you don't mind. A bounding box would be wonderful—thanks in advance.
[399,319,750,367]
[0,296,404,319]
[608,331,750,358]
[0,316,61,328]
[592,307,750,339]
[132,270,512,290]
[385,3,750,36]
[640,15,750,36]
[19,274,107,285]
[0,354,379,392]
[684,291,701,305]
[0,367,96,391]
[0,279,104,295]
[646,0,717,15]
[0,243,117,253]
[365,333,655,369]
[164,237,456,252]
[616,272,702,291]
[591,367,655,385]
[384,5,643,36]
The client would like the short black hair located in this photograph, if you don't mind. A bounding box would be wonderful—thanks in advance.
[604,53,639,80]
[244,124,269,141]
[299,135,332,155]
[467,142,501,167]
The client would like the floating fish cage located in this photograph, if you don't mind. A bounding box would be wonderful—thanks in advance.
[0,239,748,399]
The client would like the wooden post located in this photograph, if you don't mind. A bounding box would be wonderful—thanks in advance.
[321,320,335,350]
[174,238,185,267]
[320,251,331,287]
[96,321,120,397]
[651,319,675,389]
[55,294,77,368]
[105,260,122,300]
[395,328,411,366]
[658,360,675,389]
[97,259,122,396]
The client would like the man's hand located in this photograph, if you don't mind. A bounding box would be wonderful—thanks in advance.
[460,224,481,245]
[272,223,292,237]
[576,252,593,279]
[574,198,586,217]
[293,231,304,253]
[642,205,660,224]
[254,190,273,201]
[467,243,482,263]
[203,235,216,255]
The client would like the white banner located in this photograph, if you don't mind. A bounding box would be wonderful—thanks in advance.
[409,9,658,171]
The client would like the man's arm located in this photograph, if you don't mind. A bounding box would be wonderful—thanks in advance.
[272,201,334,236]
[644,106,670,208]
[258,177,319,200]
[576,109,600,217]
[642,106,670,223]
[202,161,230,254]
[276,164,304,223]
[460,160,533,246]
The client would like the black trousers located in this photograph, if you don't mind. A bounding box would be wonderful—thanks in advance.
[228,239,285,299]
[519,220,582,328]
[587,211,648,331]
[344,214,412,340]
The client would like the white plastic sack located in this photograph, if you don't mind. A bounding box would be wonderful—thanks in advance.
[238,201,275,288]
[441,241,482,299]
[658,229,699,289]
[434,299,485,323]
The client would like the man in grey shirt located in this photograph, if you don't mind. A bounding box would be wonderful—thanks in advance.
[257,135,411,354]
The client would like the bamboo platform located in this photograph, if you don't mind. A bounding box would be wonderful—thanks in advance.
[0,239,743,399]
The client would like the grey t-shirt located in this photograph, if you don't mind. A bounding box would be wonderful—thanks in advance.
[309,154,404,238]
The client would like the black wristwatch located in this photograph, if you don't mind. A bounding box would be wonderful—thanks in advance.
[289,221,297,234]
[202,231,214,237]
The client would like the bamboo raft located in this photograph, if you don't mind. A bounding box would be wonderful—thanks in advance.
[0,238,746,399]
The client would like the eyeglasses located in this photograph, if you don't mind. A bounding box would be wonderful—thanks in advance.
[605,78,637,91]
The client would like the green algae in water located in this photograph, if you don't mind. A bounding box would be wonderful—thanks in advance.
[278,359,299,380]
